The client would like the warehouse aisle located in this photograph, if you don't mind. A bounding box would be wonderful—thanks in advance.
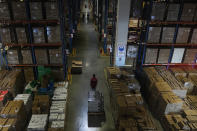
[66,22,116,131]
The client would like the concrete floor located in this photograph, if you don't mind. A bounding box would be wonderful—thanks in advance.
[65,22,116,131]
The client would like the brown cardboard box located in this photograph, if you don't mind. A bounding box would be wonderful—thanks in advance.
[7,50,19,65]
[45,2,58,20]
[35,49,48,64]
[0,28,11,44]
[22,50,33,64]
[184,49,197,63]
[49,48,62,64]
[12,2,26,20]
[158,49,170,64]
[167,4,180,21]
[30,2,43,20]
[176,28,190,44]
[148,27,161,43]
[47,26,60,43]
[16,28,27,43]
[33,27,45,43]
[24,67,34,83]
[145,48,158,64]
[191,29,197,44]
[151,3,165,21]
[32,95,49,114]
[181,4,196,21]
[0,3,10,20]
[161,27,175,43]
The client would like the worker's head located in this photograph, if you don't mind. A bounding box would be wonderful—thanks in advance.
[93,74,95,77]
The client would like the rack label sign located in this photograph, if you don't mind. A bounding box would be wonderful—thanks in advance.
[118,44,125,57]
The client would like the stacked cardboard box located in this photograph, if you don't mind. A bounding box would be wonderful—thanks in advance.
[158,49,170,63]
[12,2,26,20]
[71,60,83,74]
[45,2,59,19]
[148,27,161,43]
[145,48,158,64]
[155,66,187,98]
[0,118,19,131]
[184,49,197,63]
[49,48,62,64]
[28,114,48,131]
[191,29,197,44]
[167,4,180,21]
[30,2,43,20]
[22,50,33,64]
[7,50,19,65]
[106,67,157,130]
[47,26,60,43]
[181,4,196,21]
[35,49,48,64]
[151,3,165,21]
[161,27,175,43]
[24,67,34,83]
[14,94,32,115]
[0,101,27,131]
[32,95,49,114]
[0,69,25,97]
[49,82,68,130]
[33,27,45,43]
[0,3,10,20]
[176,28,190,43]
[0,28,11,44]
[16,28,27,43]
[51,68,64,81]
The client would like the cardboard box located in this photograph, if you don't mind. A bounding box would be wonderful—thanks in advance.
[7,50,19,65]
[28,114,48,131]
[47,26,60,43]
[49,48,62,64]
[45,2,58,19]
[33,27,45,43]
[32,95,49,114]
[0,3,10,20]
[22,50,33,64]
[30,2,43,20]
[12,2,26,20]
[35,49,48,64]
[0,28,11,44]
[16,28,27,43]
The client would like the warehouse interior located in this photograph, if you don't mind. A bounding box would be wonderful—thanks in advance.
[0,0,196,131]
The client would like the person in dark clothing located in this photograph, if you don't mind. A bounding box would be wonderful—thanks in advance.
[90,74,97,90]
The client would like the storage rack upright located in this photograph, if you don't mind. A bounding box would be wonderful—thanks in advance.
[137,0,197,68]
[0,0,68,80]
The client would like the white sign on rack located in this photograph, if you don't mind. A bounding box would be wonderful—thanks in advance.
[117,44,125,57]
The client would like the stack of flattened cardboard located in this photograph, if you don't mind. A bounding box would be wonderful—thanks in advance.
[156,66,187,98]
[0,100,27,131]
[0,69,25,97]
[32,95,49,114]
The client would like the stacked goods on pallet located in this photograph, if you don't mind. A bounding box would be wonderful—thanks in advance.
[7,50,19,65]
[0,69,25,97]
[151,3,165,21]
[51,68,65,81]
[28,114,48,131]
[0,28,11,44]
[106,67,157,130]
[22,50,33,64]
[171,48,185,63]
[24,68,34,83]
[148,27,161,43]
[191,29,197,44]
[155,66,187,98]
[30,2,43,20]
[167,4,180,21]
[49,48,62,64]
[14,94,32,116]
[161,27,175,43]
[35,49,48,64]
[47,26,60,43]
[32,95,49,114]
[184,49,197,63]
[145,48,158,64]
[0,3,10,20]
[45,2,58,19]
[71,60,83,74]
[158,49,170,63]
[16,28,27,43]
[0,101,27,131]
[181,4,196,21]
[88,91,105,127]
[176,28,190,43]
[49,82,68,130]
[33,27,45,43]
[0,118,19,131]
[0,91,12,111]
[12,2,26,20]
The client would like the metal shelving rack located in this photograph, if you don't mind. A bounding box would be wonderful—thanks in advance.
[137,0,197,68]
[0,0,68,80]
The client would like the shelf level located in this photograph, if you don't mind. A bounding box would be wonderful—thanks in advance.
[146,43,197,47]
[0,20,59,25]
[8,64,63,67]
[150,21,197,25]
[5,43,62,47]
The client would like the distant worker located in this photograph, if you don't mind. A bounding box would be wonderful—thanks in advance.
[90,74,97,90]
